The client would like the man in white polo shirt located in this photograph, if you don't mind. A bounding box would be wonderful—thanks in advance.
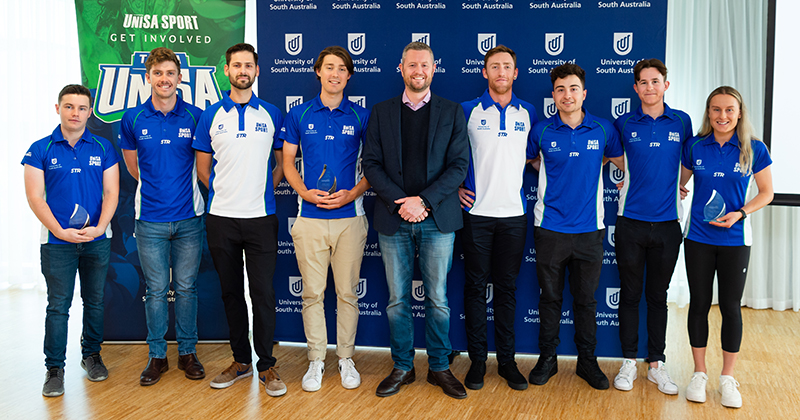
[458,45,538,391]
[193,43,286,397]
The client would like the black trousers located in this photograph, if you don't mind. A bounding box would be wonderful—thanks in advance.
[616,216,682,362]
[684,238,750,353]
[534,227,604,358]
[206,214,278,372]
[461,213,527,364]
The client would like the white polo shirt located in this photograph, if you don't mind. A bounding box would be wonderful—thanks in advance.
[193,93,283,218]
[461,90,538,217]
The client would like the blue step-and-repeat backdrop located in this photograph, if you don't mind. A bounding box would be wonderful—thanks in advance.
[257,0,668,357]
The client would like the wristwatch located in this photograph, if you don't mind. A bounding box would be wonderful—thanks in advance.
[419,197,427,209]
[737,209,747,220]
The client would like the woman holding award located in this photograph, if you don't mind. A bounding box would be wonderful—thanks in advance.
[679,86,773,408]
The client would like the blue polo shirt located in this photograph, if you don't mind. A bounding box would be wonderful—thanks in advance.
[527,109,623,234]
[119,97,204,222]
[22,126,120,244]
[462,90,538,217]
[682,133,771,246]
[279,95,369,219]
[193,93,283,218]
[614,103,693,222]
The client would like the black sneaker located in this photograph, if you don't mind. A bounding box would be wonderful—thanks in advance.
[576,357,609,390]
[81,353,109,382]
[528,355,558,385]
[498,360,528,390]
[42,367,65,397]
[464,360,485,390]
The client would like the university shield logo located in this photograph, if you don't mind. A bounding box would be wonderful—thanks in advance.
[609,163,624,185]
[486,283,494,304]
[545,33,564,56]
[286,96,303,113]
[289,276,303,297]
[285,33,303,56]
[543,98,556,118]
[142,129,148,135]
[348,96,366,108]
[606,287,621,310]
[478,33,496,55]
[356,278,367,299]
[51,158,57,164]
[607,224,616,247]
[611,98,631,119]
[613,32,633,56]
[288,217,297,235]
[412,280,425,301]
[412,33,430,45]
[348,33,366,56]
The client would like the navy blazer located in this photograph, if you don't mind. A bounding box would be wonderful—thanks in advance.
[363,93,469,235]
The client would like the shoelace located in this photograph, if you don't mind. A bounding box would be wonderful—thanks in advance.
[720,378,740,392]
[340,359,356,378]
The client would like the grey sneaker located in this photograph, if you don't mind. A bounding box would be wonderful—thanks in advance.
[81,353,109,382]
[42,367,65,397]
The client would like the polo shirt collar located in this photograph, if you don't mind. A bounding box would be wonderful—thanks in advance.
[553,107,594,129]
[632,102,677,121]
[478,89,521,111]
[143,96,187,117]
[704,132,741,149]
[51,125,93,144]
[221,91,261,112]
[310,95,353,114]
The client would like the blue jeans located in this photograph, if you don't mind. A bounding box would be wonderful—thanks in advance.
[379,218,454,372]
[41,238,110,369]
[136,216,204,358]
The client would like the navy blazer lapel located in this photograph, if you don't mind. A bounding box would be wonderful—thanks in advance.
[427,94,442,162]
[391,95,403,173]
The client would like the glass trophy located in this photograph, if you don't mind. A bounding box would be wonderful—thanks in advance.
[703,189,726,222]
[317,164,337,194]
[69,204,91,229]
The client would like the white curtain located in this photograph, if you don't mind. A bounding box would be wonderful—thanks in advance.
[0,1,82,290]
[666,0,800,311]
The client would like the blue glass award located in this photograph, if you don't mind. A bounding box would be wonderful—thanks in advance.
[703,189,726,222]
[317,164,337,194]
[69,204,90,229]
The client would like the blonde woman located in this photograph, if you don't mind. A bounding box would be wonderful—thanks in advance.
[679,86,773,408]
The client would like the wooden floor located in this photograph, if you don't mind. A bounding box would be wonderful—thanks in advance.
[1,289,798,420]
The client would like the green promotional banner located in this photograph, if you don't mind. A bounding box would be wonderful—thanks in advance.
[73,0,245,341]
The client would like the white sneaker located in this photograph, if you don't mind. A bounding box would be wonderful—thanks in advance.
[719,375,742,408]
[613,359,637,391]
[686,372,708,403]
[338,357,361,389]
[647,361,678,395]
[302,358,324,392]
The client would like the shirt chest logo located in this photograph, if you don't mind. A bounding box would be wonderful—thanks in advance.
[628,132,641,143]
[139,128,152,141]
[514,121,525,132]
[89,156,102,167]
[48,158,62,170]
[342,125,355,136]
[214,124,228,136]
[668,131,681,142]
[255,123,269,133]
[548,141,561,153]
[178,128,192,138]
[587,139,600,150]
[305,123,317,135]
[477,119,491,131]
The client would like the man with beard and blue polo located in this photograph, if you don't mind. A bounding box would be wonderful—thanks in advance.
[279,46,370,392]
[23,84,120,397]
[120,47,206,387]
[611,58,692,395]
[458,45,537,391]
[526,63,623,390]
[193,43,286,397]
